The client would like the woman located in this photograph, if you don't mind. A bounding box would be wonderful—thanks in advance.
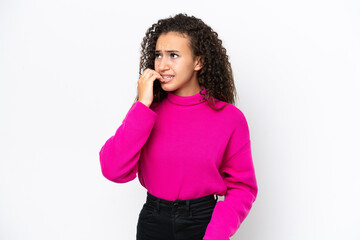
[99,13,258,240]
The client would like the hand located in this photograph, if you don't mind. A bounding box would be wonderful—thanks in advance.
[137,68,163,107]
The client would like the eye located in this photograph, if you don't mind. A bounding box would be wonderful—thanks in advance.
[155,53,162,59]
[170,53,179,59]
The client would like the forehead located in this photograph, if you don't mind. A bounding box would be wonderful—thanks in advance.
[155,32,192,52]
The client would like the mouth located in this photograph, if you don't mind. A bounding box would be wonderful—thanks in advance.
[161,75,174,83]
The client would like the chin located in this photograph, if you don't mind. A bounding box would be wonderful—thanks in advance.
[161,83,177,92]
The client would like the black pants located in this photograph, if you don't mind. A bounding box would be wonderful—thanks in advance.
[136,191,218,240]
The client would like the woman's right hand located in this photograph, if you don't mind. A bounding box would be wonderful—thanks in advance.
[138,68,163,108]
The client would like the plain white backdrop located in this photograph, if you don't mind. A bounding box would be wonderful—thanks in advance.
[1,0,359,239]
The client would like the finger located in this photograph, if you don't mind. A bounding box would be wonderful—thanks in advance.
[145,70,162,81]
[141,68,151,77]
[139,69,152,81]
[152,71,163,80]
[143,69,151,77]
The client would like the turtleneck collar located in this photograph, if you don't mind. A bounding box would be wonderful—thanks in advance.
[167,87,207,106]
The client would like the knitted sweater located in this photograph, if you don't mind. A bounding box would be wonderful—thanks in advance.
[99,87,258,239]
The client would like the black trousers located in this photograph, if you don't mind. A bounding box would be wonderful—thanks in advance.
[136,191,218,240]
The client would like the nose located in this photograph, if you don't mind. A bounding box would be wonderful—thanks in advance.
[156,57,170,72]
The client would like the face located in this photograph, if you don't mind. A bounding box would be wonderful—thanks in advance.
[155,31,202,96]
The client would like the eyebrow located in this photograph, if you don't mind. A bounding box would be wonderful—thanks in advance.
[155,50,180,53]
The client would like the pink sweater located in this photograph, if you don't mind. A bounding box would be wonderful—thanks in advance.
[99,88,258,239]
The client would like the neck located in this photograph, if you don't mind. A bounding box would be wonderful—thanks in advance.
[167,87,207,106]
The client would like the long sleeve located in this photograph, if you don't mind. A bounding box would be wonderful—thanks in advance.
[203,110,258,239]
[99,101,157,183]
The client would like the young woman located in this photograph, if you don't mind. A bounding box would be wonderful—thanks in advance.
[99,13,258,240]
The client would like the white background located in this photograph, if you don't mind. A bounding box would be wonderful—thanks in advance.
[1,0,360,239]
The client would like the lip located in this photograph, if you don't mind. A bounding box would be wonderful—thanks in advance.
[161,75,174,83]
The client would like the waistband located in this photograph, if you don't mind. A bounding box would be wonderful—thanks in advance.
[146,191,218,207]
[146,192,218,217]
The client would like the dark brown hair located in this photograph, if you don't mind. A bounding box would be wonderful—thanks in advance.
[133,13,238,111]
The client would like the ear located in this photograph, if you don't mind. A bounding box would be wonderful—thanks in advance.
[194,56,203,71]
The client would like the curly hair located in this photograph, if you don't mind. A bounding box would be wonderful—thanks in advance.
[133,13,238,111]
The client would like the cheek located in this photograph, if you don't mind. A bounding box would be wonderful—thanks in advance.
[154,60,159,70]
[173,60,187,71]
[177,60,194,74]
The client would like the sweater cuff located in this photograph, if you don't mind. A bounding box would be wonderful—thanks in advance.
[133,100,157,117]
[120,100,157,136]
[203,201,239,240]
